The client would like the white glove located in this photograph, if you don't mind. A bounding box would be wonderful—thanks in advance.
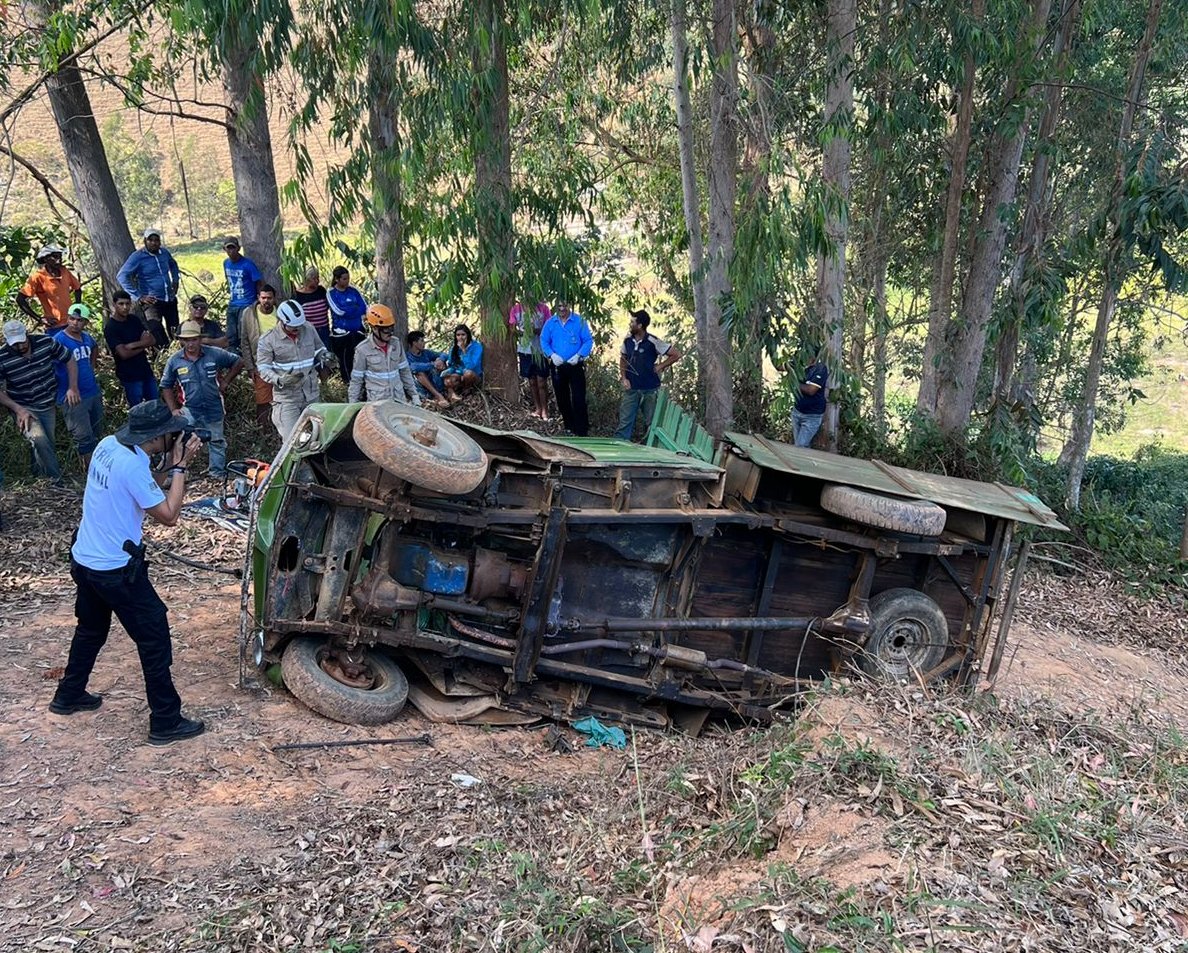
[566,354,581,365]
[550,353,564,367]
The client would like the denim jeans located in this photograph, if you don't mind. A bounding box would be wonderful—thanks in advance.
[23,405,62,481]
[616,388,659,441]
[122,376,160,407]
[58,558,183,733]
[61,393,105,456]
[792,409,824,448]
[226,303,247,353]
[205,417,227,476]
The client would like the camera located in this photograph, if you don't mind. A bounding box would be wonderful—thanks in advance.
[181,428,212,444]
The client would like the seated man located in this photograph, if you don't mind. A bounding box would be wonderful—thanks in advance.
[406,329,449,407]
[442,324,483,403]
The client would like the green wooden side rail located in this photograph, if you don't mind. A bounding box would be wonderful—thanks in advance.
[644,391,719,465]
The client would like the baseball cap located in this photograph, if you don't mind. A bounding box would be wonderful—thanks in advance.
[67,303,92,320]
[3,320,29,346]
[189,294,209,306]
[222,236,240,248]
[178,320,204,339]
[35,245,66,261]
[143,227,162,239]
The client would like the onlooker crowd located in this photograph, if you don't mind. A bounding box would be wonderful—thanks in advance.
[3,234,722,492]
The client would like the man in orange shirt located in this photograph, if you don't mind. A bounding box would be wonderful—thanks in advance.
[17,246,82,333]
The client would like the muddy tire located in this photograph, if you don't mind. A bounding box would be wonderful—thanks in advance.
[820,484,946,537]
[281,637,409,725]
[859,588,950,680]
[353,401,488,495]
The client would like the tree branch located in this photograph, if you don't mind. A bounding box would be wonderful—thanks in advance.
[0,4,152,128]
[0,143,83,217]
[72,66,235,131]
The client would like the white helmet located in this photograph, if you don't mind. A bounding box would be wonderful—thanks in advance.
[276,299,306,328]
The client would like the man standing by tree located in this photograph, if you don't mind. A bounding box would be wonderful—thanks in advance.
[256,300,334,439]
[540,300,594,437]
[186,295,230,349]
[238,284,278,427]
[0,319,79,484]
[616,309,682,442]
[117,229,181,346]
[104,291,160,407]
[222,237,262,354]
[53,304,105,471]
[791,350,830,448]
[161,321,243,478]
[16,246,82,333]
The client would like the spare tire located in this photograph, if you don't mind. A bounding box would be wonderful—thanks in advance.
[858,588,950,680]
[820,484,946,537]
[281,636,409,725]
[353,401,488,495]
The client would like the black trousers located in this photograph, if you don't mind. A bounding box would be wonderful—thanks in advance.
[59,558,183,732]
[331,331,365,384]
[551,361,589,436]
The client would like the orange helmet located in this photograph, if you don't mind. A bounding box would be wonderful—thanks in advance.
[366,303,396,328]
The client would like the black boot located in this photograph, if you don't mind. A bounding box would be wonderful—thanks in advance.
[49,689,103,715]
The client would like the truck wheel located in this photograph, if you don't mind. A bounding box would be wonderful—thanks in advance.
[353,401,488,495]
[858,588,950,680]
[820,485,947,537]
[281,636,409,725]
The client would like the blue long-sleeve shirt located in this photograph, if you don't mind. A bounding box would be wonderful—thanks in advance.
[540,313,593,362]
[447,340,484,376]
[327,286,368,334]
[117,248,180,302]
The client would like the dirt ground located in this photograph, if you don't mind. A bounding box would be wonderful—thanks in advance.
[2,487,1187,951]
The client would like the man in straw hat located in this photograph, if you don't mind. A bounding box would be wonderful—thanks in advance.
[48,400,207,745]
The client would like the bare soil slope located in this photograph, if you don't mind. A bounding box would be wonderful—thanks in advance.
[2,484,1187,952]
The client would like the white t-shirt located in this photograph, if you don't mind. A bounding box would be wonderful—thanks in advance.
[72,435,167,570]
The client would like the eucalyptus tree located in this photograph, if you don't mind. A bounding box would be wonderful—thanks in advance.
[174,0,293,293]
[3,0,136,294]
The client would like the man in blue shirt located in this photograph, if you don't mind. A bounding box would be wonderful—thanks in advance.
[616,309,682,441]
[161,320,243,477]
[406,330,450,406]
[116,228,180,346]
[222,236,262,354]
[792,352,830,448]
[540,300,594,436]
[53,304,105,469]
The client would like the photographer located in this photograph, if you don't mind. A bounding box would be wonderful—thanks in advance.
[160,320,242,478]
[49,400,207,745]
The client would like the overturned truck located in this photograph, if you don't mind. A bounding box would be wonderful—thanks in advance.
[245,398,1064,730]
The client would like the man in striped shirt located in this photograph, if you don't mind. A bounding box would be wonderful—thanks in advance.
[0,320,79,483]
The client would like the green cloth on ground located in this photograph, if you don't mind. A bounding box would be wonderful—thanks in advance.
[573,716,627,750]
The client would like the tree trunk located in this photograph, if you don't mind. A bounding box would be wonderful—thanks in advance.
[32,0,133,300]
[734,0,776,425]
[471,0,518,403]
[994,0,1082,414]
[1063,0,1162,509]
[368,53,409,337]
[813,0,856,450]
[223,43,284,293]
[930,0,1053,436]
[917,0,985,420]
[702,0,739,437]
[671,0,710,410]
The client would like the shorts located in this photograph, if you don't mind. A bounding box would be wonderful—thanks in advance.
[518,352,549,379]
